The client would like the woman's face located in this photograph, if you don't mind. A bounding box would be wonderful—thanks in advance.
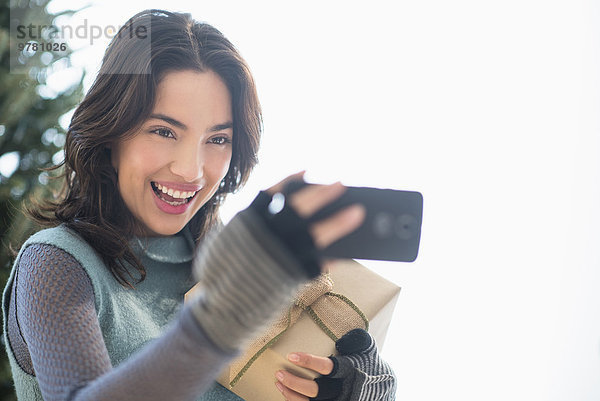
[110,69,233,236]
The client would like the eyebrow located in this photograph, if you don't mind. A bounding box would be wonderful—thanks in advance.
[208,122,234,133]
[149,113,233,133]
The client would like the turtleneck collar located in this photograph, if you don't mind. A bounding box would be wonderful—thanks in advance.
[129,225,196,264]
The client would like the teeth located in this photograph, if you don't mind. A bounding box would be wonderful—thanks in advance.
[163,199,186,206]
[155,182,198,199]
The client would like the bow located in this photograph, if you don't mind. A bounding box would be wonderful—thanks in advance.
[228,273,369,387]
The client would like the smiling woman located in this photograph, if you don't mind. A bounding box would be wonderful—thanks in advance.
[24,11,262,287]
[1,8,393,401]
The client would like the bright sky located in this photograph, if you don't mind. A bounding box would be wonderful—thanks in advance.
[9,1,600,400]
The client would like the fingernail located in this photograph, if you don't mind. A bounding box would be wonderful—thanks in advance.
[288,353,300,362]
[275,381,284,393]
[349,204,366,219]
[276,371,284,381]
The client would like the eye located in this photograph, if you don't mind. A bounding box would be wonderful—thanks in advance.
[209,136,232,145]
[150,127,175,139]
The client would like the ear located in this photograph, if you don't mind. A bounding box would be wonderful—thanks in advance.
[106,143,118,172]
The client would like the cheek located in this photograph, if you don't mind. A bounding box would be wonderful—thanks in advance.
[207,150,233,181]
[116,141,166,185]
[219,151,233,179]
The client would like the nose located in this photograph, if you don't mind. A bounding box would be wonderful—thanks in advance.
[169,141,204,183]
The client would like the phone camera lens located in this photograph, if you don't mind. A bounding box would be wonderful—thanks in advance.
[396,214,417,240]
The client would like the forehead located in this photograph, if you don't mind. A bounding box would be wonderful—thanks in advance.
[153,70,232,126]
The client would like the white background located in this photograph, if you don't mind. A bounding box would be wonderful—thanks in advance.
[25,0,600,399]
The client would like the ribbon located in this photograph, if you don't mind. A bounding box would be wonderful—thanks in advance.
[228,273,369,387]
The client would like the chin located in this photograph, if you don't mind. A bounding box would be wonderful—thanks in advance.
[161,224,187,237]
[143,220,187,237]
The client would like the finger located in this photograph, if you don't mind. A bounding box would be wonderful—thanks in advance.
[275,370,318,398]
[288,352,334,375]
[288,182,346,218]
[266,171,306,195]
[310,204,366,249]
[275,381,309,401]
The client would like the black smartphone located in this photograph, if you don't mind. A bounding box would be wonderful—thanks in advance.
[284,182,423,262]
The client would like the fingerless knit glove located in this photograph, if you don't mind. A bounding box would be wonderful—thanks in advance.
[189,188,321,353]
[311,329,397,401]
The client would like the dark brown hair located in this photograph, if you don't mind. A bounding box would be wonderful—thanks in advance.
[28,9,262,287]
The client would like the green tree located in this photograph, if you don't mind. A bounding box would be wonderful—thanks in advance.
[0,0,84,398]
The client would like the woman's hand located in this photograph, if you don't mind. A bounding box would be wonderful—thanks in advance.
[266,171,365,250]
[275,329,397,401]
[274,352,334,400]
[188,172,367,356]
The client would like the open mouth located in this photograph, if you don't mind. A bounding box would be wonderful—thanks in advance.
[151,182,199,206]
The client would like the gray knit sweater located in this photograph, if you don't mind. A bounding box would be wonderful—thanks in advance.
[2,207,310,400]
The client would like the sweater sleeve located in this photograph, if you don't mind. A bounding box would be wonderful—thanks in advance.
[11,243,239,401]
[10,204,315,401]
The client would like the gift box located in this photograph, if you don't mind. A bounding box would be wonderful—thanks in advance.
[186,259,400,401]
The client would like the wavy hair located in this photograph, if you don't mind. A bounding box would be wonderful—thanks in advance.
[28,10,262,287]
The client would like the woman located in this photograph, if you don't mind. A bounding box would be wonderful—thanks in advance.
[2,9,396,401]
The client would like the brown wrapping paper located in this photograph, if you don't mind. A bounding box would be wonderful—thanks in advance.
[185,259,400,401]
